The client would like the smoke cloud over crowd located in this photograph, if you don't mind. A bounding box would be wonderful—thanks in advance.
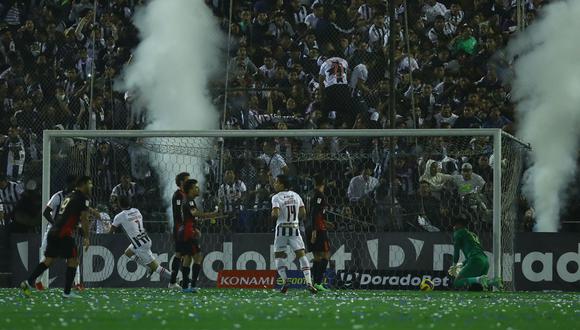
[510,0,580,231]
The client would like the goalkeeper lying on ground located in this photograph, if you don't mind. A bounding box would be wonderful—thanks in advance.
[448,214,502,291]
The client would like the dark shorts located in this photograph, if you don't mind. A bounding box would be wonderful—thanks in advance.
[323,84,354,126]
[176,239,201,256]
[309,230,331,253]
[45,234,78,259]
[173,228,180,252]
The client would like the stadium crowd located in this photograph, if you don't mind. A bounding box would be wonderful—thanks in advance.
[0,0,578,238]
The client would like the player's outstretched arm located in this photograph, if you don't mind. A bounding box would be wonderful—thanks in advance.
[191,208,221,220]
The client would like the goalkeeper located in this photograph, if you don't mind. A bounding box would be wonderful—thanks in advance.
[448,214,502,291]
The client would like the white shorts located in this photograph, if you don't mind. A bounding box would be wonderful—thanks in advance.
[126,241,155,265]
[274,226,305,252]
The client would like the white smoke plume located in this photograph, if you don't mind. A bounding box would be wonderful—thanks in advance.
[510,0,580,232]
[118,0,223,225]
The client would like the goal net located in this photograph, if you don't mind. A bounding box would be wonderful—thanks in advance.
[41,129,527,290]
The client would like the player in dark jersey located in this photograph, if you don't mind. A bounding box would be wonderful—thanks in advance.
[309,174,333,292]
[179,179,219,293]
[169,172,190,289]
[20,176,93,299]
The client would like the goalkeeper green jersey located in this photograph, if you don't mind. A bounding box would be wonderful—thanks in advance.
[453,227,486,263]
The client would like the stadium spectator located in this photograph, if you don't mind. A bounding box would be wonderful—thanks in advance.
[246,167,272,232]
[422,0,448,23]
[218,169,247,214]
[258,140,288,180]
[450,24,478,55]
[218,169,248,231]
[420,159,452,201]
[0,174,24,227]
[319,48,352,127]
[304,3,323,29]
[483,105,512,129]
[433,104,459,128]
[1,126,25,180]
[347,163,379,203]
[453,105,482,128]
[415,180,444,230]
[93,141,115,200]
[110,174,140,210]
[347,163,379,223]
[427,15,456,47]
[452,163,485,197]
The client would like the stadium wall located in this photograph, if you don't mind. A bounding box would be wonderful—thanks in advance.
[9,233,579,291]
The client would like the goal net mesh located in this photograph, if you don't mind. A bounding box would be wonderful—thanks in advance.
[46,132,526,290]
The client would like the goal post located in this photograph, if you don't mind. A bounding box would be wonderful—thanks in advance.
[40,129,528,290]
[493,130,502,288]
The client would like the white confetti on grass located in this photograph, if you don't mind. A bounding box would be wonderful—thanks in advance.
[1,288,579,329]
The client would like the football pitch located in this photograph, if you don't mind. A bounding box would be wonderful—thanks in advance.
[0,288,578,330]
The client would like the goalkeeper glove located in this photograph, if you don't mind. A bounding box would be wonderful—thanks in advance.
[448,262,463,277]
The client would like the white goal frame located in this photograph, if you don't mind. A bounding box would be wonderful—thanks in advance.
[41,128,510,286]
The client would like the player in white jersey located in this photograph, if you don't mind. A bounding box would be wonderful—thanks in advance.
[110,196,171,281]
[37,175,83,290]
[271,175,317,294]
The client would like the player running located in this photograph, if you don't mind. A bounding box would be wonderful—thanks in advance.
[109,196,171,281]
[309,174,333,292]
[272,175,317,294]
[179,179,219,293]
[169,172,190,289]
[448,214,502,291]
[20,176,93,299]
[36,175,84,291]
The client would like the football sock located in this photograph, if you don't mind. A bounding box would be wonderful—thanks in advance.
[318,259,329,285]
[170,258,181,284]
[64,267,76,294]
[181,266,191,289]
[190,264,201,288]
[154,265,172,281]
[299,256,313,286]
[311,260,321,285]
[27,262,49,286]
[275,258,288,282]
[74,266,81,285]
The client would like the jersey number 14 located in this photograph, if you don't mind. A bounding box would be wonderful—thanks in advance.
[286,206,297,222]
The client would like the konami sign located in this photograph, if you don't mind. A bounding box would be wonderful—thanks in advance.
[217,270,277,289]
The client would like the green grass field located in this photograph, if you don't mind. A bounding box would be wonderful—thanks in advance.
[0,288,578,330]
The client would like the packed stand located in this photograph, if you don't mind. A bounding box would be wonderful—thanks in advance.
[0,0,139,233]
[216,0,547,232]
[220,0,527,132]
[0,0,577,235]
